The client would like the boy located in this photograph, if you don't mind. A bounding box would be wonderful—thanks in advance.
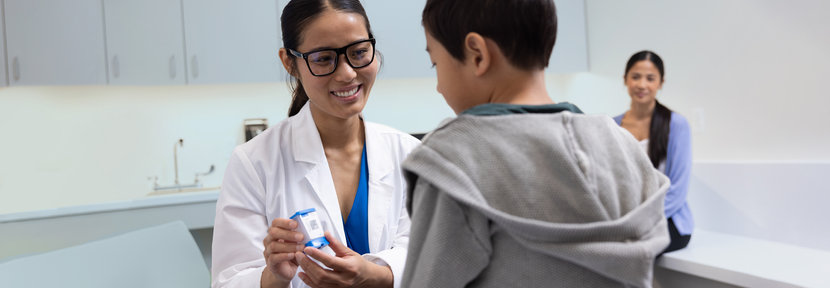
[401,0,671,287]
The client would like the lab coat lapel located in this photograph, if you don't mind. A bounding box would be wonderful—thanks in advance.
[365,123,395,252]
[291,104,347,244]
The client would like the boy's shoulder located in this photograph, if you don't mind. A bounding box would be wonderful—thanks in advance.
[418,112,629,158]
[427,111,617,136]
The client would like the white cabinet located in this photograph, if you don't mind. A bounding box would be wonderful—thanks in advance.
[546,0,589,74]
[103,0,187,85]
[362,0,432,79]
[4,0,107,86]
[0,6,7,87]
[182,0,283,84]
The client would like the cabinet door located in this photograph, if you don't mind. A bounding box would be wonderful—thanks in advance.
[547,0,589,74]
[0,5,7,87]
[182,0,282,84]
[103,0,186,85]
[4,0,107,86]
[362,0,432,79]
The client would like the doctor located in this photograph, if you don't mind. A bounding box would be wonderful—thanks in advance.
[211,1,419,287]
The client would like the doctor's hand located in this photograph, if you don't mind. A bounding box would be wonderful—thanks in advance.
[296,232,394,288]
[261,218,305,288]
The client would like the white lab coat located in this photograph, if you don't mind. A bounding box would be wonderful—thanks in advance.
[212,103,420,288]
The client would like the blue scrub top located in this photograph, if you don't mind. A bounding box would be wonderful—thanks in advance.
[344,144,370,255]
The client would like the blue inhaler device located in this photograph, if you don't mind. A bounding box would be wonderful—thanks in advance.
[290,208,329,249]
[290,208,334,270]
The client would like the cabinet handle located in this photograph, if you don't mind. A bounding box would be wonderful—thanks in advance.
[12,57,20,82]
[169,55,177,79]
[191,55,199,79]
[112,55,120,79]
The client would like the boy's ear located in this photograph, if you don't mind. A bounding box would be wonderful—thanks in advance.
[463,33,491,77]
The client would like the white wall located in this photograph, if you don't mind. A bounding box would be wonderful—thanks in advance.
[0,84,274,213]
[549,0,830,161]
[0,81,451,214]
[689,162,830,251]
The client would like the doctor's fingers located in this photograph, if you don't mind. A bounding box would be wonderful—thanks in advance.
[296,254,328,287]
[264,252,300,283]
[271,218,299,230]
[297,252,353,287]
[304,246,352,272]
[267,225,305,242]
[265,240,305,254]
[265,251,298,265]
[297,271,323,288]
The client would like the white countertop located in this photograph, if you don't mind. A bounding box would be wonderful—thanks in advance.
[0,189,219,223]
[658,229,830,288]
[0,189,221,260]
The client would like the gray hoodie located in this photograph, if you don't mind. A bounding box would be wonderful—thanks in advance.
[401,110,670,288]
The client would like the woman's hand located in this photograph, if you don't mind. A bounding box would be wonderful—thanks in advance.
[261,218,305,288]
[296,232,394,288]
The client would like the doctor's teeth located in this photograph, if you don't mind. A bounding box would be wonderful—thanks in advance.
[333,87,359,97]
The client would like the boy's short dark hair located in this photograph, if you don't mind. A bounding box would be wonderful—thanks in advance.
[422,0,557,71]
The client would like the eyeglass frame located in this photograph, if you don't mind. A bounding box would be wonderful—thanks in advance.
[288,38,377,77]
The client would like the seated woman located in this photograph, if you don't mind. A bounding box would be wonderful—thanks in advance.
[615,50,693,254]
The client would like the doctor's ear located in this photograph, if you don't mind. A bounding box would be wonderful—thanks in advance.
[375,50,384,71]
[279,48,299,78]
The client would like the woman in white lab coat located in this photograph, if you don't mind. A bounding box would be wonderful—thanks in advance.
[211,1,419,287]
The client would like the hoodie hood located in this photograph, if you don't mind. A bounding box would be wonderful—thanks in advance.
[404,112,670,287]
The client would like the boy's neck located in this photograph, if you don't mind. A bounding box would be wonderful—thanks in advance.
[487,69,554,106]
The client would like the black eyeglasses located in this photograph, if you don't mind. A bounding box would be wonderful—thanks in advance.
[288,38,376,77]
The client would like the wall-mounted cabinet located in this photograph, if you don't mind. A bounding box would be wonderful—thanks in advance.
[4,0,108,86]
[0,5,7,87]
[546,0,589,74]
[0,0,585,86]
[182,0,283,84]
[103,0,187,85]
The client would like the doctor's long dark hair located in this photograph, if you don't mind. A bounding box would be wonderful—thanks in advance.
[282,0,375,117]
[625,51,671,168]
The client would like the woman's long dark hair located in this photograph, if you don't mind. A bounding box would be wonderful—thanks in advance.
[282,0,374,117]
[625,50,671,168]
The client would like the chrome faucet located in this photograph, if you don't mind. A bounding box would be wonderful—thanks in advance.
[174,138,183,186]
[194,164,215,186]
[151,138,214,192]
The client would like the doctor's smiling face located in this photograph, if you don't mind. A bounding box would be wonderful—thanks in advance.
[281,8,378,121]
